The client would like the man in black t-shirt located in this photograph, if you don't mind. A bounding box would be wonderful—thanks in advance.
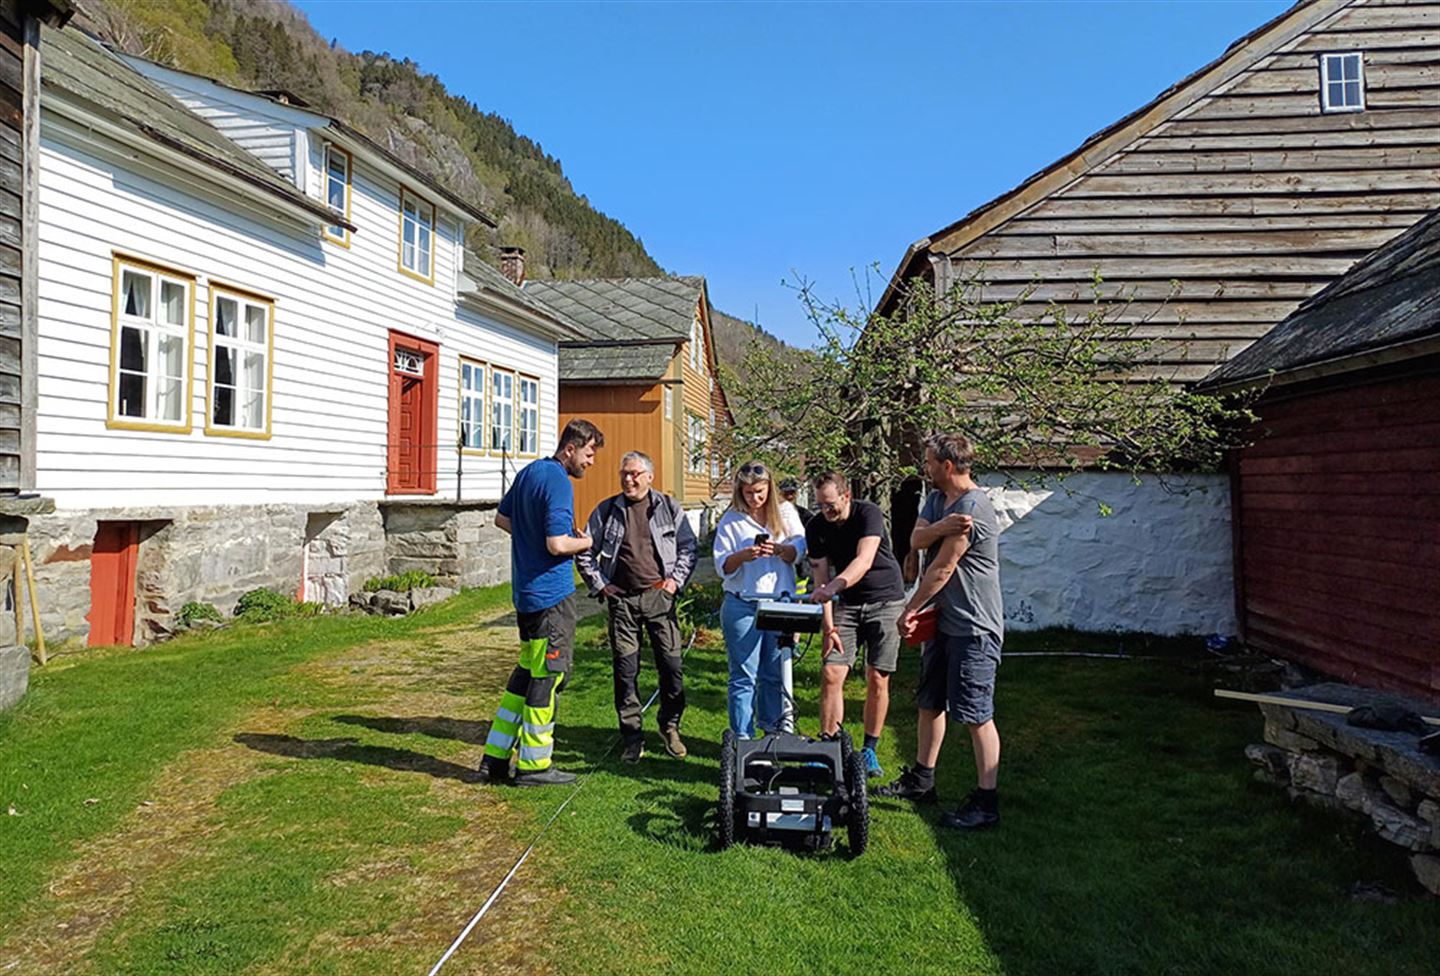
[806,470,906,778]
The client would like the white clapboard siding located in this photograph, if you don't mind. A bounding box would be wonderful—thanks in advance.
[140,73,306,183]
[35,119,558,510]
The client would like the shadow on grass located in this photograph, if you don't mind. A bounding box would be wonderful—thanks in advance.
[881,655,1440,976]
[233,732,483,783]
[332,713,491,745]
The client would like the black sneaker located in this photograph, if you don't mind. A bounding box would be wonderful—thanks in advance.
[874,765,937,804]
[514,767,578,787]
[476,759,510,784]
[940,790,999,830]
[622,738,645,763]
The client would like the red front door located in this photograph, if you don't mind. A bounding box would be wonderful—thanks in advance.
[89,521,139,647]
[387,332,439,495]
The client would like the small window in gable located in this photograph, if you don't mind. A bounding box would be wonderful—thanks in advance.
[1320,52,1364,113]
[207,287,273,438]
[109,257,194,432]
[323,145,351,245]
[690,318,704,373]
[398,187,436,284]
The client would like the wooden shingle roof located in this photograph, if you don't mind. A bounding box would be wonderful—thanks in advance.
[42,26,347,230]
[1203,209,1440,389]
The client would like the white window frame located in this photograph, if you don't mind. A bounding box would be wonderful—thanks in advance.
[398,186,436,284]
[490,366,515,455]
[686,412,706,475]
[459,357,487,452]
[206,285,274,438]
[663,384,674,421]
[108,255,194,432]
[323,144,352,246]
[517,374,540,457]
[1320,52,1365,113]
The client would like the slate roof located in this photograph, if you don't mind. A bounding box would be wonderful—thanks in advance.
[459,252,587,337]
[524,277,704,343]
[1203,209,1440,389]
[558,342,677,383]
[42,26,346,230]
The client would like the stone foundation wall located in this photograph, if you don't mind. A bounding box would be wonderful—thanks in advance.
[380,501,507,589]
[27,500,388,646]
[1244,691,1440,896]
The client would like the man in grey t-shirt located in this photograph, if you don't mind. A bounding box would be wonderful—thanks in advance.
[877,432,1004,831]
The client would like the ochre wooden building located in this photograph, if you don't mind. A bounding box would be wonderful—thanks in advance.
[522,270,732,524]
[1202,208,1440,702]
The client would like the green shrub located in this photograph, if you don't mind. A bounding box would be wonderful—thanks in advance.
[234,588,296,622]
[363,570,436,593]
[676,580,724,634]
[176,601,223,627]
[295,601,324,618]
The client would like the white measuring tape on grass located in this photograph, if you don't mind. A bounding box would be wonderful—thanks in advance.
[428,627,699,976]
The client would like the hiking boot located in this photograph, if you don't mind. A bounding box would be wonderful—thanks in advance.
[621,738,645,763]
[514,766,578,787]
[477,758,510,785]
[860,746,884,779]
[940,790,999,830]
[873,765,937,804]
[661,726,688,758]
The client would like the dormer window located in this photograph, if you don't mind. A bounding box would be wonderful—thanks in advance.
[323,144,351,245]
[398,187,436,284]
[1320,53,1364,112]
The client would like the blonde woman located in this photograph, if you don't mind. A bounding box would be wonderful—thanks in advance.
[712,461,808,737]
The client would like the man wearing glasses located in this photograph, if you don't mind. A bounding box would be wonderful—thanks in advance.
[806,470,907,777]
[578,451,697,762]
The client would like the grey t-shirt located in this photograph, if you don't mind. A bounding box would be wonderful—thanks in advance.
[919,487,1003,641]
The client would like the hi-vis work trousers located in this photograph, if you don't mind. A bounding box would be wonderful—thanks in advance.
[483,593,577,773]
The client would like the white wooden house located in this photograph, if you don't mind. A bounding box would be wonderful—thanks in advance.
[29,26,585,646]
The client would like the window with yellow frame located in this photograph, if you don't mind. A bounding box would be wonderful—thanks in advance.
[108,255,195,432]
[398,187,436,284]
[206,285,274,438]
[323,144,352,246]
[459,357,487,452]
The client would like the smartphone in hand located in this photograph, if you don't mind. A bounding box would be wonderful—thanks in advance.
[754,533,770,546]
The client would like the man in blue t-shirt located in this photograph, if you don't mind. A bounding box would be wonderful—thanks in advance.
[480,418,604,786]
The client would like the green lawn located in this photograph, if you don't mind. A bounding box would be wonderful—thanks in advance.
[2,585,1437,975]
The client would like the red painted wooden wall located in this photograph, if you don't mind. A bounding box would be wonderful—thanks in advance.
[1231,366,1440,701]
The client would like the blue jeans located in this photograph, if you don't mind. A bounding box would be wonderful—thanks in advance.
[721,594,789,737]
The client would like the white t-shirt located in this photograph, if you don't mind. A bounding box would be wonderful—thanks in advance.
[712,502,808,598]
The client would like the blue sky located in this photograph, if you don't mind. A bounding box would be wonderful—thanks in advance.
[294,0,1292,346]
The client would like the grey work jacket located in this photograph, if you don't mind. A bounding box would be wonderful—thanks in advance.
[577,490,697,595]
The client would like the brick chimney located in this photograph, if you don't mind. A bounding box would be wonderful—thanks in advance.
[499,246,526,286]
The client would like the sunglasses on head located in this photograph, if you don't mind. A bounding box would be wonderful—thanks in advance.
[739,463,767,477]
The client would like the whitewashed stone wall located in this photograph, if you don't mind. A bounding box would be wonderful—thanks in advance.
[980,471,1235,636]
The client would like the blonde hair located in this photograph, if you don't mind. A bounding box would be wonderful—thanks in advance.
[730,460,784,537]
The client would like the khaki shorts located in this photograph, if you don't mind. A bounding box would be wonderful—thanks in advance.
[823,599,904,674]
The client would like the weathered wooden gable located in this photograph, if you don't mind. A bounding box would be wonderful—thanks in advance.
[924,0,1440,380]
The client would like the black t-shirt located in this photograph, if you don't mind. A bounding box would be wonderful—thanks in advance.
[804,499,904,605]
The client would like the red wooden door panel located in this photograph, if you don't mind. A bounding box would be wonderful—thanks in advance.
[89,521,138,647]
[387,332,439,495]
